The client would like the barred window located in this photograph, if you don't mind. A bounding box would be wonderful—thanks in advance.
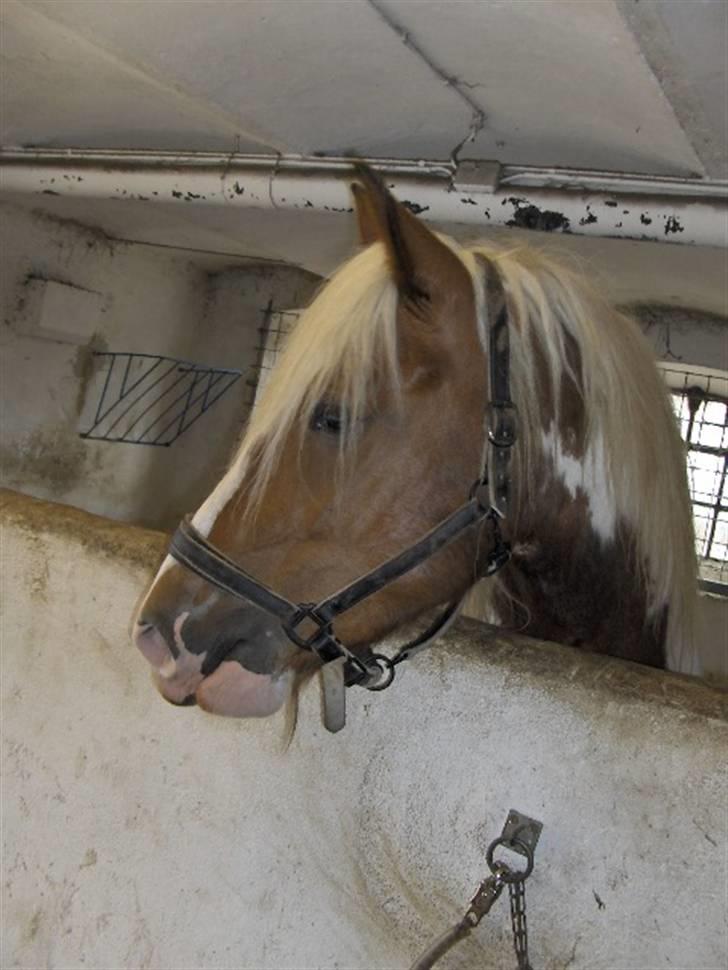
[663,365,728,591]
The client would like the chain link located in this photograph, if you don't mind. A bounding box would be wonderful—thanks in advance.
[508,878,532,970]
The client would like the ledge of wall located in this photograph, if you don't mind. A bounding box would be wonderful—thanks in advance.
[1,486,724,721]
[2,487,726,969]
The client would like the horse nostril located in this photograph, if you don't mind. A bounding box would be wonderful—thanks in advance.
[134,620,174,669]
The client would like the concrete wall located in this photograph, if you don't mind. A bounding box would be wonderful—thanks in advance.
[2,489,726,970]
[0,201,320,529]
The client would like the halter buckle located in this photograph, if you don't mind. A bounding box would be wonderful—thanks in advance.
[487,401,518,449]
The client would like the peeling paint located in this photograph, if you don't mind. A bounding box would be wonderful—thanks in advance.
[505,198,571,233]
[664,215,685,235]
[401,200,430,215]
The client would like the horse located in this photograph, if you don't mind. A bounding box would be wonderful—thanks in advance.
[132,166,698,724]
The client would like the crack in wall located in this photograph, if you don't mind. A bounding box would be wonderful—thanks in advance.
[366,0,487,165]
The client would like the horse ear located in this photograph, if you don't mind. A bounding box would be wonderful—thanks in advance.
[350,165,469,309]
[351,182,381,246]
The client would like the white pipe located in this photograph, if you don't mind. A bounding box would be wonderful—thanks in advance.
[1,150,726,248]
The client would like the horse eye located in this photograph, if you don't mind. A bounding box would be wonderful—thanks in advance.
[310,403,347,435]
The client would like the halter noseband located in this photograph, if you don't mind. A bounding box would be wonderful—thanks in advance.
[168,302,516,693]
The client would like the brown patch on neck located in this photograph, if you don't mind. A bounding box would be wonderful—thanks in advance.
[497,471,666,667]
[558,328,587,455]
[526,322,586,456]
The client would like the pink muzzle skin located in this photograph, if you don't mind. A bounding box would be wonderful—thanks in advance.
[134,618,292,717]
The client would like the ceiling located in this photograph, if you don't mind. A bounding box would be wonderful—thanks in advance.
[3,0,725,177]
[1,0,726,312]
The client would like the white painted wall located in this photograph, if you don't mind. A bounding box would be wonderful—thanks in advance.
[2,490,726,969]
[0,201,319,528]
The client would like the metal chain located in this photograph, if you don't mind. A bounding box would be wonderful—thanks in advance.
[508,878,532,970]
[408,810,542,970]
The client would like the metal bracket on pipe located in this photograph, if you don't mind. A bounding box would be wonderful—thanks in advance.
[452,160,502,194]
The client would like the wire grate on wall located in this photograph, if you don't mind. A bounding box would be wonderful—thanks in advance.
[80,351,243,446]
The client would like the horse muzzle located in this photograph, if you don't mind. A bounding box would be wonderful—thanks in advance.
[133,595,295,717]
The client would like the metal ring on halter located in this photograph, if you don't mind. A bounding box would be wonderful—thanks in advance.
[485,835,534,883]
[486,400,518,448]
[363,654,396,691]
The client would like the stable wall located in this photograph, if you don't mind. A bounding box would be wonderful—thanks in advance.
[1,200,725,680]
[2,489,726,970]
[0,201,319,529]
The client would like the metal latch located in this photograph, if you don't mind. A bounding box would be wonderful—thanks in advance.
[452,160,502,194]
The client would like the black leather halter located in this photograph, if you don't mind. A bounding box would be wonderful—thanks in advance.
[168,303,516,691]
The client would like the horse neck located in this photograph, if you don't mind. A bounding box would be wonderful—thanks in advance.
[496,379,667,669]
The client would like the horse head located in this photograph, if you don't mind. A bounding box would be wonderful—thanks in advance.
[133,169,506,717]
[133,167,698,720]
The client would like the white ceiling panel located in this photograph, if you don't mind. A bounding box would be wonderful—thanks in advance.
[618,0,728,178]
[1,0,724,306]
[379,0,704,175]
[1,1,280,152]
[7,0,720,174]
[19,0,472,159]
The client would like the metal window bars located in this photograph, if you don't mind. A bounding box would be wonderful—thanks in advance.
[665,366,728,589]
[79,352,243,447]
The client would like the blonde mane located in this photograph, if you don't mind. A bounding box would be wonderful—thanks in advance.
[227,237,696,673]
[233,242,400,505]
